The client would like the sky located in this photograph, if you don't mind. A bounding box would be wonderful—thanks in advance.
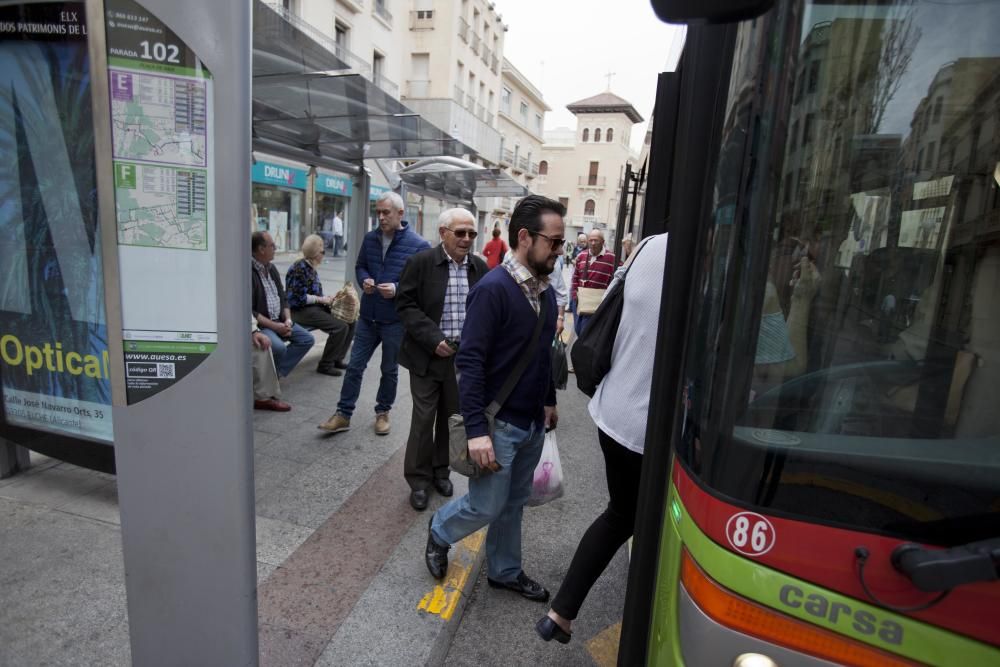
[495,0,686,154]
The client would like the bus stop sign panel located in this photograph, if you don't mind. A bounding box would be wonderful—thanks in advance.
[104,0,217,404]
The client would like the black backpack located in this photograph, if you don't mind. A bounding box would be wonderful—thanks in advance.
[570,240,648,397]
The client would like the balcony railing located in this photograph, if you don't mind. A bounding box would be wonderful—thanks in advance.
[373,0,392,24]
[406,79,430,98]
[453,86,464,105]
[476,103,486,122]
[409,10,434,30]
[458,17,469,42]
[501,149,514,165]
[530,162,539,175]
[491,55,499,74]
[575,215,601,226]
[511,157,523,173]
[471,33,481,55]
[263,2,371,77]
[466,94,476,112]
[579,176,607,188]
[518,157,530,172]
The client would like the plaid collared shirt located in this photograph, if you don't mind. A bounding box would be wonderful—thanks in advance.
[252,257,281,320]
[502,253,550,314]
[440,246,470,341]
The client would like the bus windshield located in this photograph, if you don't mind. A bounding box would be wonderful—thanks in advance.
[678,0,1000,545]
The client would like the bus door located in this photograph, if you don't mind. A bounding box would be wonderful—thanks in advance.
[624,0,1000,665]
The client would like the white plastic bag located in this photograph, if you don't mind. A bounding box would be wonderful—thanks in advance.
[527,431,564,507]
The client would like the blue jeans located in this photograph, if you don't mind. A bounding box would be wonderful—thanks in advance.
[431,418,545,582]
[336,318,403,417]
[261,324,314,377]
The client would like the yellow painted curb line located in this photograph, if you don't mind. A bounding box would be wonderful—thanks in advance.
[586,621,622,667]
[418,529,486,621]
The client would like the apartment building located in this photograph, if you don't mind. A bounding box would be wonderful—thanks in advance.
[480,57,549,223]
[537,92,644,238]
[254,0,518,249]
[402,0,506,166]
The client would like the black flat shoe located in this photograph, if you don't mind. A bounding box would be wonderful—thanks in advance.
[487,571,550,602]
[410,488,429,511]
[536,616,571,644]
[425,518,449,580]
[316,366,343,377]
[432,478,454,497]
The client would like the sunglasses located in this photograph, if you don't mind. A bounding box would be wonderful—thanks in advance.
[530,231,566,250]
[447,228,478,239]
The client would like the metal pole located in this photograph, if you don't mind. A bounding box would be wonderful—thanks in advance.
[88,0,258,662]
[346,168,371,289]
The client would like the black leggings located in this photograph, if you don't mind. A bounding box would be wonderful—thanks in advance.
[550,429,643,621]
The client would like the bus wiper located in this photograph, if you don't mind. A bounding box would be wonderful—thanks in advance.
[891,538,1000,592]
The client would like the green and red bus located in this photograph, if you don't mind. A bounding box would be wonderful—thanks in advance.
[622,0,1000,664]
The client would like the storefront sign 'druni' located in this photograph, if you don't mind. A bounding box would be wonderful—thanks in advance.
[315,172,353,196]
[251,161,308,189]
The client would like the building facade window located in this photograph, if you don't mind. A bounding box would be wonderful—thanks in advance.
[582,128,589,142]
[519,101,528,126]
[584,199,596,215]
[606,128,613,142]
[594,128,602,142]
[558,196,569,210]
[933,96,943,123]
[538,160,548,175]
[535,113,542,135]
[807,60,820,94]
[588,161,599,186]
[501,87,511,114]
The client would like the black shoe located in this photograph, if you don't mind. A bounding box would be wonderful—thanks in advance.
[425,518,449,580]
[432,478,454,497]
[487,571,550,602]
[333,360,349,370]
[410,488,429,511]
[536,616,572,644]
[316,366,343,377]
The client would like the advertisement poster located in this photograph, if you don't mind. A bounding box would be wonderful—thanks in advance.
[0,3,113,442]
[104,0,217,404]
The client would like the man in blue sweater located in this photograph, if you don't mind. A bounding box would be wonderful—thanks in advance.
[425,195,565,602]
[318,192,430,435]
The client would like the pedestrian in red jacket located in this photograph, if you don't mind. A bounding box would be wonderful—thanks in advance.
[482,227,509,269]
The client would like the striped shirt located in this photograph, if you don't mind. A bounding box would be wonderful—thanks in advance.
[572,250,618,301]
[440,247,470,340]
[252,258,282,320]
[502,253,550,314]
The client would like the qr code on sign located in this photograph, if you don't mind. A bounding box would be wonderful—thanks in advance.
[156,363,176,379]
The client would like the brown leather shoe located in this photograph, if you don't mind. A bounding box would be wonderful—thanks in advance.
[254,398,291,412]
[374,412,390,435]
[318,413,350,433]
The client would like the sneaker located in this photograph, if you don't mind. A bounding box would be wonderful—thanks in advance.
[318,413,350,433]
[374,412,390,436]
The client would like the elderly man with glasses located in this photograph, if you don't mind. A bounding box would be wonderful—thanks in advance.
[395,208,489,510]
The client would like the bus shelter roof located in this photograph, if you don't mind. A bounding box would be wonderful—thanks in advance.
[252,1,471,167]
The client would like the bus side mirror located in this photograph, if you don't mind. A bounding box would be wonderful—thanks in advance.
[650,0,775,24]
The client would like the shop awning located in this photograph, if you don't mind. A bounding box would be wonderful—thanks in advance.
[395,158,530,204]
[252,1,471,167]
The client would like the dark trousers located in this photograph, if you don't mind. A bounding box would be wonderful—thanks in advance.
[404,358,458,491]
[550,429,642,621]
[291,305,350,372]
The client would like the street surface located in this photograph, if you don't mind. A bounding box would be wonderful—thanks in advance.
[0,252,629,666]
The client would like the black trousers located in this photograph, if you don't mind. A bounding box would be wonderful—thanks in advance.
[290,305,350,371]
[404,358,458,491]
[550,429,643,621]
